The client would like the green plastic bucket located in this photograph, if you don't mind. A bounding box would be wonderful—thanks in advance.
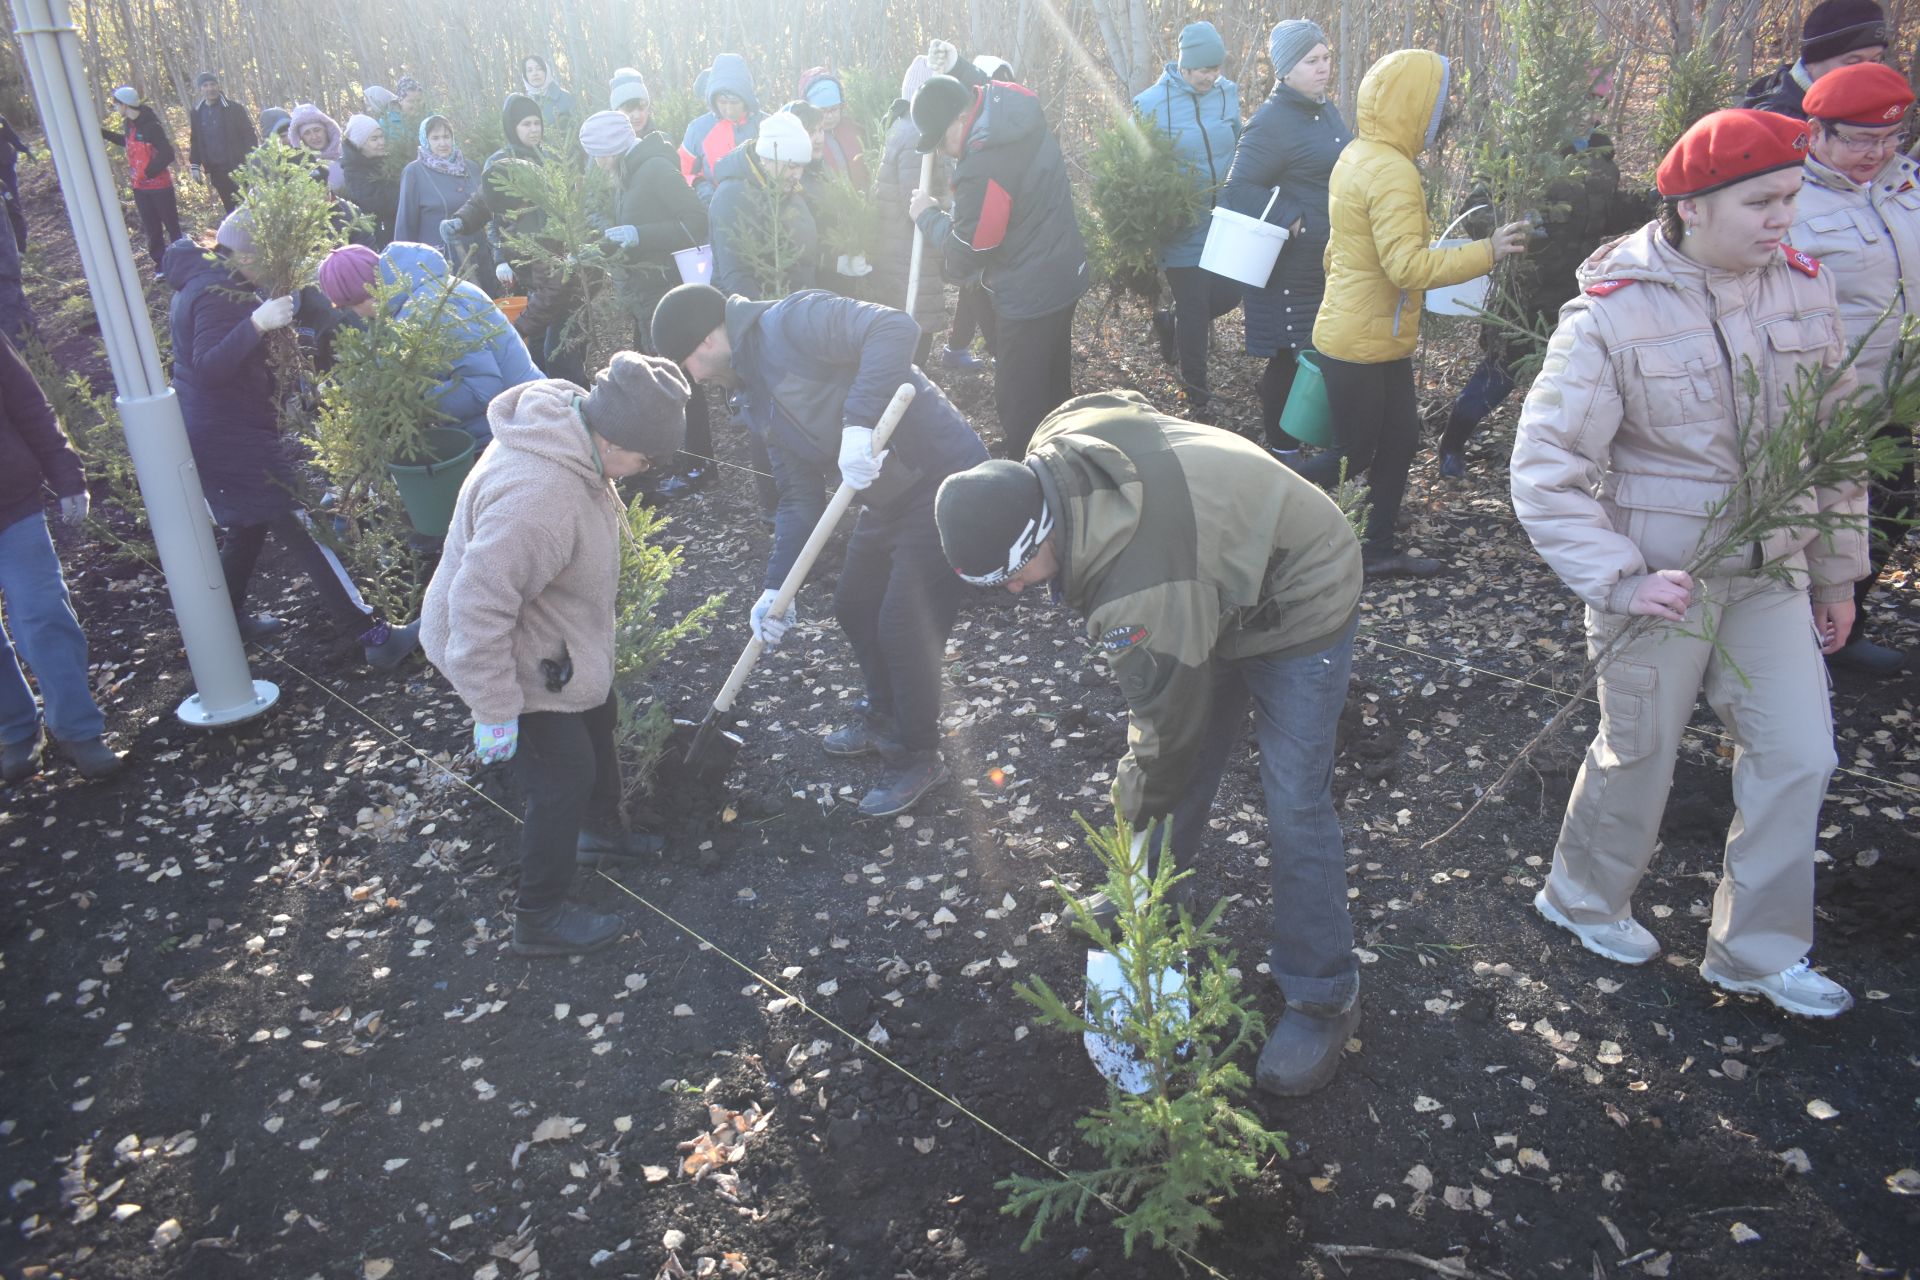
[387,427,478,537]
[1278,349,1333,447]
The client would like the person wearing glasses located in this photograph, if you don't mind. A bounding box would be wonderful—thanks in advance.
[1787,63,1918,677]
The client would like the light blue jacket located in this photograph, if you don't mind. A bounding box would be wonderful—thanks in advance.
[1132,64,1240,267]
[378,242,543,443]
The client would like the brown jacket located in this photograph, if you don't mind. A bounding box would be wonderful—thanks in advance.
[1511,224,1869,614]
[421,380,624,724]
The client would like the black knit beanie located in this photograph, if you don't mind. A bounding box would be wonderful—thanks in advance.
[501,93,541,141]
[935,460,1053,587]
[1802,0,1887,63]
[651,284,728,365]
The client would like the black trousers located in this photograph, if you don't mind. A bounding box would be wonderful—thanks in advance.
[834,491,966,755]
[1296,353,1419,555]
[1853,420,1918,643]
[1163,265,1240,400]
[514,689,621,912]
[207,163,243,214]
[2,169,25,250]
[131,186,181,268]
[951,283,995,351]
[1258,347,1303,449]
[991,304,1075,458]
[219,508,372,631]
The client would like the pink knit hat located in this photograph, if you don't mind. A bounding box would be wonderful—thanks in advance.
[317,244,381,307]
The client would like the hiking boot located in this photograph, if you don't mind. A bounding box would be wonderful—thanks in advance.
[824,714,895,757]
[1256,996,1361,1097]
[2,729,44,783]
[363,619,421,671]
[1178,391,1216,425]
[858,752,948,817]
[1363,550,1444,578]
[577,827,666,866]
[1827,636,1905,677]
[62,736,125,781]
[511,903,624,957]
[1533,889,1659,965]
[1150,309,1178,365]
[940,344,989,372]
[236,611,287,642]
[1700,957,1853,1018]
[1438,450,1467,480]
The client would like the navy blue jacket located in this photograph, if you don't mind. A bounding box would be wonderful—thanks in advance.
[725,290,988,589]
[1220,85,1349,357]
[709,144,817,298]
[164,240,295,526]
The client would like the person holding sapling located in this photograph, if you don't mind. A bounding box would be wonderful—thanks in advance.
[188,72,256,214]
[1744,0,1888,121]
[100,87,181,271]
[394,113,490,280]
[422,354,689,957]
[577,107,713,497]
[1133,20,1242,420]
[1435,67,1652,480]
[909,71,1089,459]
[683,53,766,205]
[708,111,819,298]
[316,242,541,447]
[1511,110,1869,1018]
[1299,50,1530,577]
[651,281,989,816]
[932,389,1366,1096]
[162,210,421,668]
[1786,63,1918,678]
[340,114,399,249]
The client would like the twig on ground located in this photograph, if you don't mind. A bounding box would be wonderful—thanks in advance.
[1313,1242,1497,1279]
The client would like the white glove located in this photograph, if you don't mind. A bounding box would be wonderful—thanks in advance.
[495,261,515,287]
[60,492,90,527]
[838,425,889,491]
[473,719,518,764]
[927,39,961,75]
[605,224,639,248]
[750,588,790,647]
[438,217,463,244]
[250,295,296,333]
[836,252,873,277]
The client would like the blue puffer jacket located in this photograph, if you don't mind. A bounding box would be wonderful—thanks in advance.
[379,242,544,442]
[682,54,766,204]
[1132,64,1240,267]
[1219,84,1349,358]
[725,290,988,589]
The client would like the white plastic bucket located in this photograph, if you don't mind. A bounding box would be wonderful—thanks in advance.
[1424,237,1492,316]
[1198,188,1289,288]
[673,244,714,285]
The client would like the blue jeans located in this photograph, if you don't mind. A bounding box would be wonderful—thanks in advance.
[1168,613,1359,1013]
[0,512,106,745]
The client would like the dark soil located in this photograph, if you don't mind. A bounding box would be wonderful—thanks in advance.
[3,139,1918,1280]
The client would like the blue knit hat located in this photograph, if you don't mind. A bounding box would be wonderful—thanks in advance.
[1179,22,1227,70]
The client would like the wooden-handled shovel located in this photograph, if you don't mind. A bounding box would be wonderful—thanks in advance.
[904,152,935,315]
[683,382,919,771]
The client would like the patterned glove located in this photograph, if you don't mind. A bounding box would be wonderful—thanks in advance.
[473,719,519,764]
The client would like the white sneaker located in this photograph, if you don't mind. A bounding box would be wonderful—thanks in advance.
[1700,958,1854,1019]
[1533,890,1660,965]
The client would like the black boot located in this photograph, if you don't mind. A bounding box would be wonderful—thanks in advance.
[62,736,126,780]
[823,709,898,758]
[511,903,624,956]
[1151,309,1177,365]
[1256,993,1361,1097]
[577,827,666,866]
[2,729,44,783]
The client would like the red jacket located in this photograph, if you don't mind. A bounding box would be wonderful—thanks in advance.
[102,105,175,191]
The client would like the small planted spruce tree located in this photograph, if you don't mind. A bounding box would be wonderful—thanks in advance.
[1001,812,1288,1258]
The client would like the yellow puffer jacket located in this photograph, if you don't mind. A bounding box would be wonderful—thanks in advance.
[1312,50,1496,363]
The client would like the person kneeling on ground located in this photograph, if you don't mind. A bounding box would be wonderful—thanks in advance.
[421,354,690,957]
[934,389,1365,1096]
[651,282,989,817]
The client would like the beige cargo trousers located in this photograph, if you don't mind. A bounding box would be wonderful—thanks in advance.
[1539,581,1836,979]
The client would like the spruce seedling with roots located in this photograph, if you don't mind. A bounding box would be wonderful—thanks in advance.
[1001,813,1287,1259]
[1085,112,1210,306]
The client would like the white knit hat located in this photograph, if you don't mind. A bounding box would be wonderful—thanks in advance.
[755,111,812,165]
[609,67,650,110]
[343,113,383,148]
[579,109,637,157]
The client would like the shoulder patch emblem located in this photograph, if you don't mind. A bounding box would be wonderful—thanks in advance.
[1101,624,1149,653]
[1783,245,1821,277]
[1584,279,1634,297]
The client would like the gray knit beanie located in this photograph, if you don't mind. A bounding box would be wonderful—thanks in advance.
[1268,20,1327,78]
[581,352,691,459]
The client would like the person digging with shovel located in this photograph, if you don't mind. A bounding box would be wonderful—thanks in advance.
[420,353,689,957]
[651,282,989,817]
[934,389,1365,1096]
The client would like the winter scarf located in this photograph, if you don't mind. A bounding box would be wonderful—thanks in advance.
[417,114,468,177]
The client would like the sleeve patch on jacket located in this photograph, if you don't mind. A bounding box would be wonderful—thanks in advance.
[1584,279,1634,297]
[974,179,1013,251]
[1783,245,1820,277]
[1101,624,1149,652]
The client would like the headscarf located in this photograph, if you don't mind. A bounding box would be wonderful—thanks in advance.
[416,113,468,177]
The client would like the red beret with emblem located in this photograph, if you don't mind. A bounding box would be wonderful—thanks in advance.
[1656,108,1812,201]
[1803,61,1915,127]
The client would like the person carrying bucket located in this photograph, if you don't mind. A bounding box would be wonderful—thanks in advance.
[1133,21,1242,421]
[1296,49,1531,578]
[421,354,690,957]
[932,389,1366,1097]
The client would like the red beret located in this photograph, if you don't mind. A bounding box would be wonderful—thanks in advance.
[1657,109,1811,200]
[1803,61,1915,126]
